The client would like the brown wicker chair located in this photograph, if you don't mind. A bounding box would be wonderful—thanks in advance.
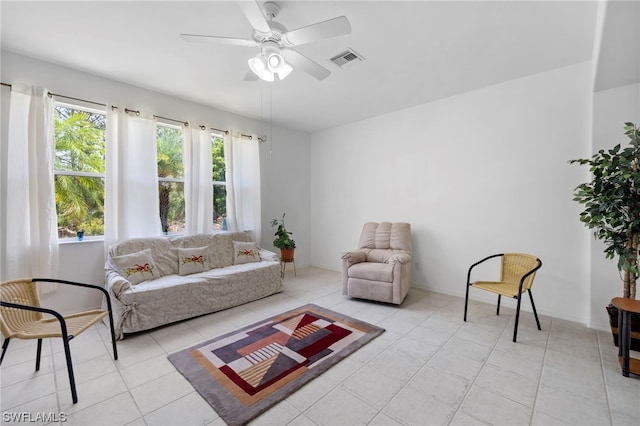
[0,278,118,403]
[463,253,542,342]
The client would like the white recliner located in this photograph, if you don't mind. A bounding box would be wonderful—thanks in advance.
[341,222,412,305]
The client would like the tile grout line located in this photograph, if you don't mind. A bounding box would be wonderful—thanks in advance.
[528,315,553,425]
[445,309,513,425]
[58,330,148,425]
[108,331,150,425]
[364,300,483,425]
[595,329,615,426]
[49,339,64,426]
[364,310,443,424]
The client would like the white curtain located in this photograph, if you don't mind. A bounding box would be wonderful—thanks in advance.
[224,132,262,242]
[104,108,160,250]
[2,84,59,292]
[183,125,213,235]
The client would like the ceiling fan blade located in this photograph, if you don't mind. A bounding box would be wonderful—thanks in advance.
[180,33,258,47]
[283,16,351,46]
[236,0,271,33]
[283,49,331,81]
[244,69,259,81]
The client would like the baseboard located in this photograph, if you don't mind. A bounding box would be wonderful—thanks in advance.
[415,282,587,326]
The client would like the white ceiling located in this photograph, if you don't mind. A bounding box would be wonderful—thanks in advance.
[1,1,602,133]
[594,0,640,92]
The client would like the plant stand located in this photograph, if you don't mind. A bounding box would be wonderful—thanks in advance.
[607,304,640,352]
[611,298,640,377]
[280,258,296,278]
[279,248,296,278]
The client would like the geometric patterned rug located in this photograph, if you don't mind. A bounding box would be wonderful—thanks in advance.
[168,303,385,426]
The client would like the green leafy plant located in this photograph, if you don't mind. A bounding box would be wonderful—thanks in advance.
[570,122,640,299]
[54,107,105,236]
[270,213,296,249]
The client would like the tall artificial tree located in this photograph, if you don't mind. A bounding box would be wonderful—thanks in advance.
[570,122,640,299]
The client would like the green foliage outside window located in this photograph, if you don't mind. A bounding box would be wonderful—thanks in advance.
[212,136,227,227]
[54,106,105,237]
[157,126,184,233]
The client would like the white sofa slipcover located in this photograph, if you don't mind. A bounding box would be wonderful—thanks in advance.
[104,232,283,339]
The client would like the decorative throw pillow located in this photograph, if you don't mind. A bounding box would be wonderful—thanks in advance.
[233,241,261,265]
[178,246,210,276]
[112,248,157,285]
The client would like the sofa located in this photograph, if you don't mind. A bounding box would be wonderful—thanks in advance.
[104,231,283,339]
[342,222,412,305]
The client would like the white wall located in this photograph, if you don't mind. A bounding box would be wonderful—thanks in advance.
[310,62,593,324]
[590,82,640,330]
[1,51,311,313]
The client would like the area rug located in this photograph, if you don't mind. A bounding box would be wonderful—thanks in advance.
[167,303,384,426]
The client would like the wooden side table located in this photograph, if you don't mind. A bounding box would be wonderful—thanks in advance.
[611,297,640,377]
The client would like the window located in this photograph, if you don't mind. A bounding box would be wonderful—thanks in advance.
[54,108,226,237]
[212,135,226,229]
[156,124,184,234]
[54,103,106,238]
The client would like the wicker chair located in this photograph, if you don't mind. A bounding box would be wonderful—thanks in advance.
[0,278,118,403]
[463,253,542,342]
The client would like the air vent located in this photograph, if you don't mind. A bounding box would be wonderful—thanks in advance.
[330,48,365,68]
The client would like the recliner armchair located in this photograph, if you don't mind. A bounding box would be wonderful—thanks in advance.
[342,222,412,304]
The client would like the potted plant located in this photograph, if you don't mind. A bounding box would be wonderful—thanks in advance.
[270,213,296,262]
[73,221,85,241]
[570,122,640,349]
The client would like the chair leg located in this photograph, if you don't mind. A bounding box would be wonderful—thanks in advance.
[62,337,78,404]
[464,284,471,321]
[513,294,523,342]
[35,339,42,371]
[0,338,10,365]
[496,294,501,316]
[528,289,541,330]
[107,314,118,361]
[104,297,119,361]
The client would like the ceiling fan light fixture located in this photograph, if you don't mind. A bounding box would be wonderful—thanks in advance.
[248,55,274,82]
[262,40,288,75]
[277,62,293,80]
[267,52,284,70]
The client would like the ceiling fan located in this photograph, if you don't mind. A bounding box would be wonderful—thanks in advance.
[180,1,351,82]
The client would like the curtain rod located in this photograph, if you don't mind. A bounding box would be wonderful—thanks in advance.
[199,125,266,143]
[124,108,187,128]
[2,81,266,142]
[154,114,188,127]
[1,82,109,108]
[50,92,108,108]
[210,126,230,135]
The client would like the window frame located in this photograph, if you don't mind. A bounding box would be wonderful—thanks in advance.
[156,121,185,235]
[211,133,227,230]
[53,101,107,241]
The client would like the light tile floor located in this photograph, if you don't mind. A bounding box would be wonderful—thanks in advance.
[2,267,639,426]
